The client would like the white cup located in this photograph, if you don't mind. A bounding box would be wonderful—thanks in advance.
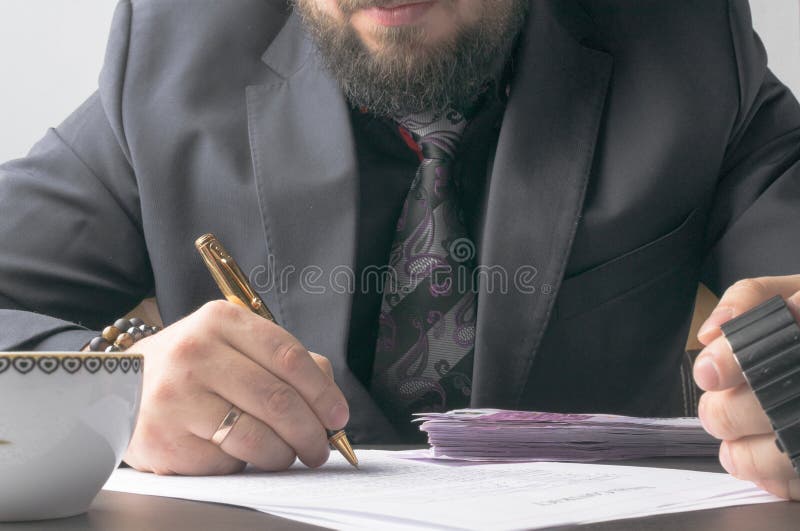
[0,352,143,521]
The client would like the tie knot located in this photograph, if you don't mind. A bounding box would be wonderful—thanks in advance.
[397,109,467,160]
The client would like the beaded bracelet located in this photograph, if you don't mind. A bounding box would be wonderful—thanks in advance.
[87,317,161,353]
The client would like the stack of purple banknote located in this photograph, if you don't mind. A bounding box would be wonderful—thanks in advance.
[414,409,720,462]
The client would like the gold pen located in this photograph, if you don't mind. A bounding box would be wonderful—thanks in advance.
[195,233,359,469]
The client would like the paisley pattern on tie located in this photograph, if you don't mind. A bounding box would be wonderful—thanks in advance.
[371,109,477,423]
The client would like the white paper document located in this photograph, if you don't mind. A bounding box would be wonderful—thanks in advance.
[102,450,783,530]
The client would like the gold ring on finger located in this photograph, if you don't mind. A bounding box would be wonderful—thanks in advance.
[210,406,243,446]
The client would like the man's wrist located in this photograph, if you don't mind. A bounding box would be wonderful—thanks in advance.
[721,295,800,478]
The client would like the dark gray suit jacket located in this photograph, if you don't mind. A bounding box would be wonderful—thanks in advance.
[2,0,799,442]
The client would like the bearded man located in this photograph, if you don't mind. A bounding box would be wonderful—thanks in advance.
[0,0,799,500]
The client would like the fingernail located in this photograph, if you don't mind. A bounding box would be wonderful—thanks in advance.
[698,307,734,340]
[719,443,736,476]
[330,403,349,429]
[787,297,800,320]
[694,356,720,390]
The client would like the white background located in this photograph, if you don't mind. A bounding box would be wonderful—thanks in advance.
[0,0,798,163]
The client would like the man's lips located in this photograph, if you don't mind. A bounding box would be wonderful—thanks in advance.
[361,1,436,27]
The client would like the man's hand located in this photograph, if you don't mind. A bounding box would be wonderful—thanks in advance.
[122,300,350,475]
[694,275,800,500]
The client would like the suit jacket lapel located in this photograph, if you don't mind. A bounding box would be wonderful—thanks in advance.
[247,12,397,441]
[472,2,614,407]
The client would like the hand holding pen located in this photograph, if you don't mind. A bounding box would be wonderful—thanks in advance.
[119,240,354,475]
[195,234,357,467]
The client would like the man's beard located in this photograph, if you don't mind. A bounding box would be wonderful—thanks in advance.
[294,0,529,117]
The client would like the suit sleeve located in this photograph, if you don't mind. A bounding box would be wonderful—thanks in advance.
[701,0,800,295]
[0,0,152,350]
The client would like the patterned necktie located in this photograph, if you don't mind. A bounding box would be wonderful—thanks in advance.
[371,109,477,423]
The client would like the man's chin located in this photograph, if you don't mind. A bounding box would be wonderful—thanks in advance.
[295,0,529,116]
[355,21,430,53]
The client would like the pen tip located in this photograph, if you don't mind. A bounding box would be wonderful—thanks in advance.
[328,430,358,469]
